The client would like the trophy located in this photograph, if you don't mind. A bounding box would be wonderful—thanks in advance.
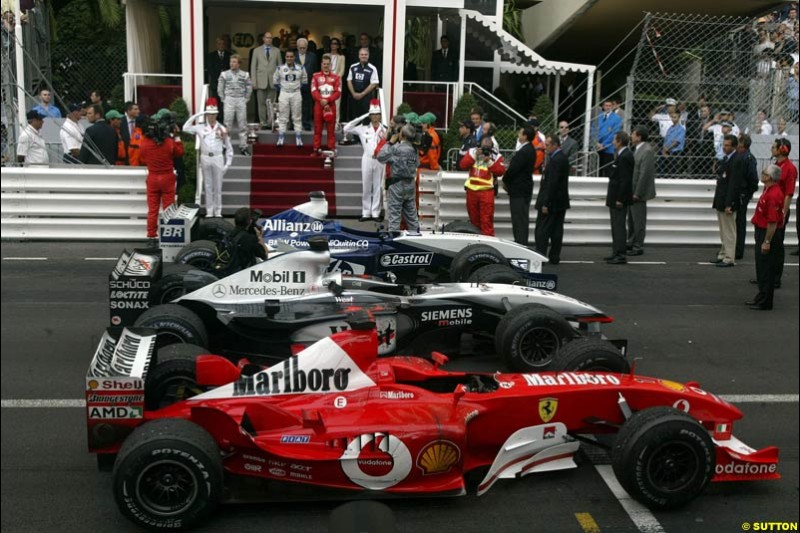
[320,150,336,168]
[246,123,261,145]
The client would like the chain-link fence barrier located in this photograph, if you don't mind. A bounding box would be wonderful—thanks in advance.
[625,12,799,179]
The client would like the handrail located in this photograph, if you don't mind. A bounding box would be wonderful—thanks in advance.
[464,82,527,124]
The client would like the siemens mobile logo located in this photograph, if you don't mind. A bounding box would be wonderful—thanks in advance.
[420,308,473,326]
[263,219,323,233]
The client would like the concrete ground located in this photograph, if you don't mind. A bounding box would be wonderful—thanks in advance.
[1,241,797,533]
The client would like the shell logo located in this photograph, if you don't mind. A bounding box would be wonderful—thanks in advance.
[659,380,686,393]
[416,440,461,475]
[87,380,99,390]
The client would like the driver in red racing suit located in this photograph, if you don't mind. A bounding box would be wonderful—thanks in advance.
[311,54,342,154]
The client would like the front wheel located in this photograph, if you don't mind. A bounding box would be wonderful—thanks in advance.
[550,337,630,373]
[134,304,209,349]
[612,407,715,510]
[113,419,223,530]
[145,344,209,410]
[494,303,575,372]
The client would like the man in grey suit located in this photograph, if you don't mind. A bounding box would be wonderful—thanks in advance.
[250,32,281,129]
[627,125,657,255]
[557,120,578,169]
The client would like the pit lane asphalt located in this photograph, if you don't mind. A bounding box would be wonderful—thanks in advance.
[1,241,798,533]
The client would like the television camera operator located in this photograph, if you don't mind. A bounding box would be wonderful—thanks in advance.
[377,123,421,233]
[140,112,184,246]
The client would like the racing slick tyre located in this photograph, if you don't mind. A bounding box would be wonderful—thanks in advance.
[442,220,481,234]
[467,264,526,285]
[495,303,575,372]
[612,407,715,510]
[549,337,630,373]
[449,244,509,282]
[149,265,195,306]
[113,419,223,530]
[174,240,219,271]
[134,304,209,349]
[196,217,234,245]
[146,344,209,410]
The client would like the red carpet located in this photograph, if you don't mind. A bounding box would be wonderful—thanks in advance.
[249,142,336,215]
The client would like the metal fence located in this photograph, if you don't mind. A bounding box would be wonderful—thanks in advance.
[623,12,799,179]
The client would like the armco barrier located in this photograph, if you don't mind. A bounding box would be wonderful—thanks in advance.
[2,166,148,240]
[423,172,799,246]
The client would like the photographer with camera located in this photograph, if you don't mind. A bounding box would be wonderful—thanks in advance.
[377,123,420,233]
[226,207,268,270]
[459,137,505,236]
[140,113,184,245]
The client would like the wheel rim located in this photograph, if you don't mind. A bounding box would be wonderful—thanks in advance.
[155,376,204,409]
[136,459,199,517]
[518,327,560,367]
[646,441,701,493]
[186,256,215,270]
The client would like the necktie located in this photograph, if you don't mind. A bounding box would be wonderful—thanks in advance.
[604,113,608,120]
[266,47,270,60]
[219,51,223,59]
[444,49,447,58]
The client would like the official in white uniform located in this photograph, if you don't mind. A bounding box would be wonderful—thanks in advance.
[273,50,308,147]
[343,99,387,221]
[182,98,234,218]
[218,54,253,155]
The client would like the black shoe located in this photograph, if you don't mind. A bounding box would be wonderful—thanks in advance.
[358,216,371,222]
[626,250,643,256]
[606,256,627,264]
[146,238,159,248]
[774,281,781,289]
[715,261,734,268]
[735,254,744,260]
[603,255,616,261]
[745,294,764,306]
[240,146,251,156]
[709,258,724,264]
[549,259,560,265]
[749,304,773,311]
[626,244,633,251]
[749,278,759,284]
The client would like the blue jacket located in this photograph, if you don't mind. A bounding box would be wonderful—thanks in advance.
[594,112,622,155]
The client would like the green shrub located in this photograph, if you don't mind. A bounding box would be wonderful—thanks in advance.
[443,93,479,166]
[530,94,556,138]
[396,102,413,115]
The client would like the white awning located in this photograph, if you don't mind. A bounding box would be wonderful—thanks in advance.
[460,9,595,76]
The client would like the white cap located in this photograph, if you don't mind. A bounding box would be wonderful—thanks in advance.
[665,98,677,106]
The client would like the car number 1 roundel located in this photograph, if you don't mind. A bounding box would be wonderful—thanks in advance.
[340,433,412,490]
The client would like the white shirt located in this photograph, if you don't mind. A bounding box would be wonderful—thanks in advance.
[17,124,49,164]
[124,114,136,136]
[343,121,386,158]
[183,119,234,168]
[746,120,773,135]
[60,118,84,154]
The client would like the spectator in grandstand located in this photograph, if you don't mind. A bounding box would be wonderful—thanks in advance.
[482,122,499,152]
[686,103,715,176]
[503,126,537,246]
[16,110,48,165]
[454,120,477,168]
[295,38,317,132]
[105,109,126,165]
[604,131,634,264]
[711,134,745,267]
[534,133,570,262]
[470,108,485,142]
[775,117,790,137]
[594,99,623,177]
[611,98,626,122]
[627,126,656,256]
[650,98,678,139]
[251,32,281,131]
[558,120,579,167]
[771,138,797,287]
[746,164,785,310]
[735,133,760,260]
[31,88,61,118]
[754,27,775,54]
[713,120,735,162]
[59,103,84,164]
[460,137,505,236]
[419,113,441,171]
[787,62,799,122]
[659,112,686,175]
[89,89,109,114]
[431,35,458,82]
[747,109,774,135]
[377,124,421,232]
[79,104,117,165]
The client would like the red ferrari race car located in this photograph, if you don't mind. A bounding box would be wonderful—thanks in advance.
[86,321,779,531]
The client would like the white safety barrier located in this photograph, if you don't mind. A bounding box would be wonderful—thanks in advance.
[421,172,799,246]
[2,166,148,240]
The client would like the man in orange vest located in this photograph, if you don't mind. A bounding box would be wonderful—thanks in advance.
[419,112,441,171]
[459,137,505,236]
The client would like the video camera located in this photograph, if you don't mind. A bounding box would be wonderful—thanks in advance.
[247,208,263,235]
[142,112,178,144]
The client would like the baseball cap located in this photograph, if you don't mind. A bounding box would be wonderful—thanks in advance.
[459,119,474,131]
[26,109,45,120]
[105,109,124,120]
[419,112,437,125]
[665,98,677,105]
[527,118,540,128]
[721,120,734,128]
[67,102,82,113]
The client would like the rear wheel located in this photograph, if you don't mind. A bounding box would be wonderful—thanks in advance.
[134,304,209,349]
[174,240,219,271]
[146,344,208,410]
[494,303,575,372]
[467,264,526,285]
[550,337,630,373]
[442,221,481,234]
[113,419,223,530]
[612,407,714,510]
[449,244,508,282]
[196,217,234,245]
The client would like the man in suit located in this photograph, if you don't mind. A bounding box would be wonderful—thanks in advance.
[295,37,318,132]
[251,32,281,130]
[431,35,458,83]
[711,134,745,267]
[734,133,759,260]
[535,134,571,263]
[502,126,536,246]
[207,36,231,123]
[79,103,117,165]
[557,120,578,168]
[119,101,140,165]
[593,99,623,177]
[627,126,656,256]
[605,131,634,264]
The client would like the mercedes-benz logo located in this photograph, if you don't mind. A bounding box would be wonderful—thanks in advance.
[212,284,227,298]
[546,281,556,290]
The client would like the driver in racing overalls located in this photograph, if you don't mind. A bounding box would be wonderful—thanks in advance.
[273,50,308,148]
[218,54,253,156]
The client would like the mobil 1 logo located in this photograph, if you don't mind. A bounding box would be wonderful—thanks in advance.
[380,253,433,267]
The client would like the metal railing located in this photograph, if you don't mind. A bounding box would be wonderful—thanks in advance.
[445,147,598,177]
[463,82,527,128]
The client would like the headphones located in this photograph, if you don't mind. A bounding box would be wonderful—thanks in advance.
[776,138,791,156]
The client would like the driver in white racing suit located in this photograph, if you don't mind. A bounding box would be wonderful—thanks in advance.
[218,54,253,156]
[273,50,308,148]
